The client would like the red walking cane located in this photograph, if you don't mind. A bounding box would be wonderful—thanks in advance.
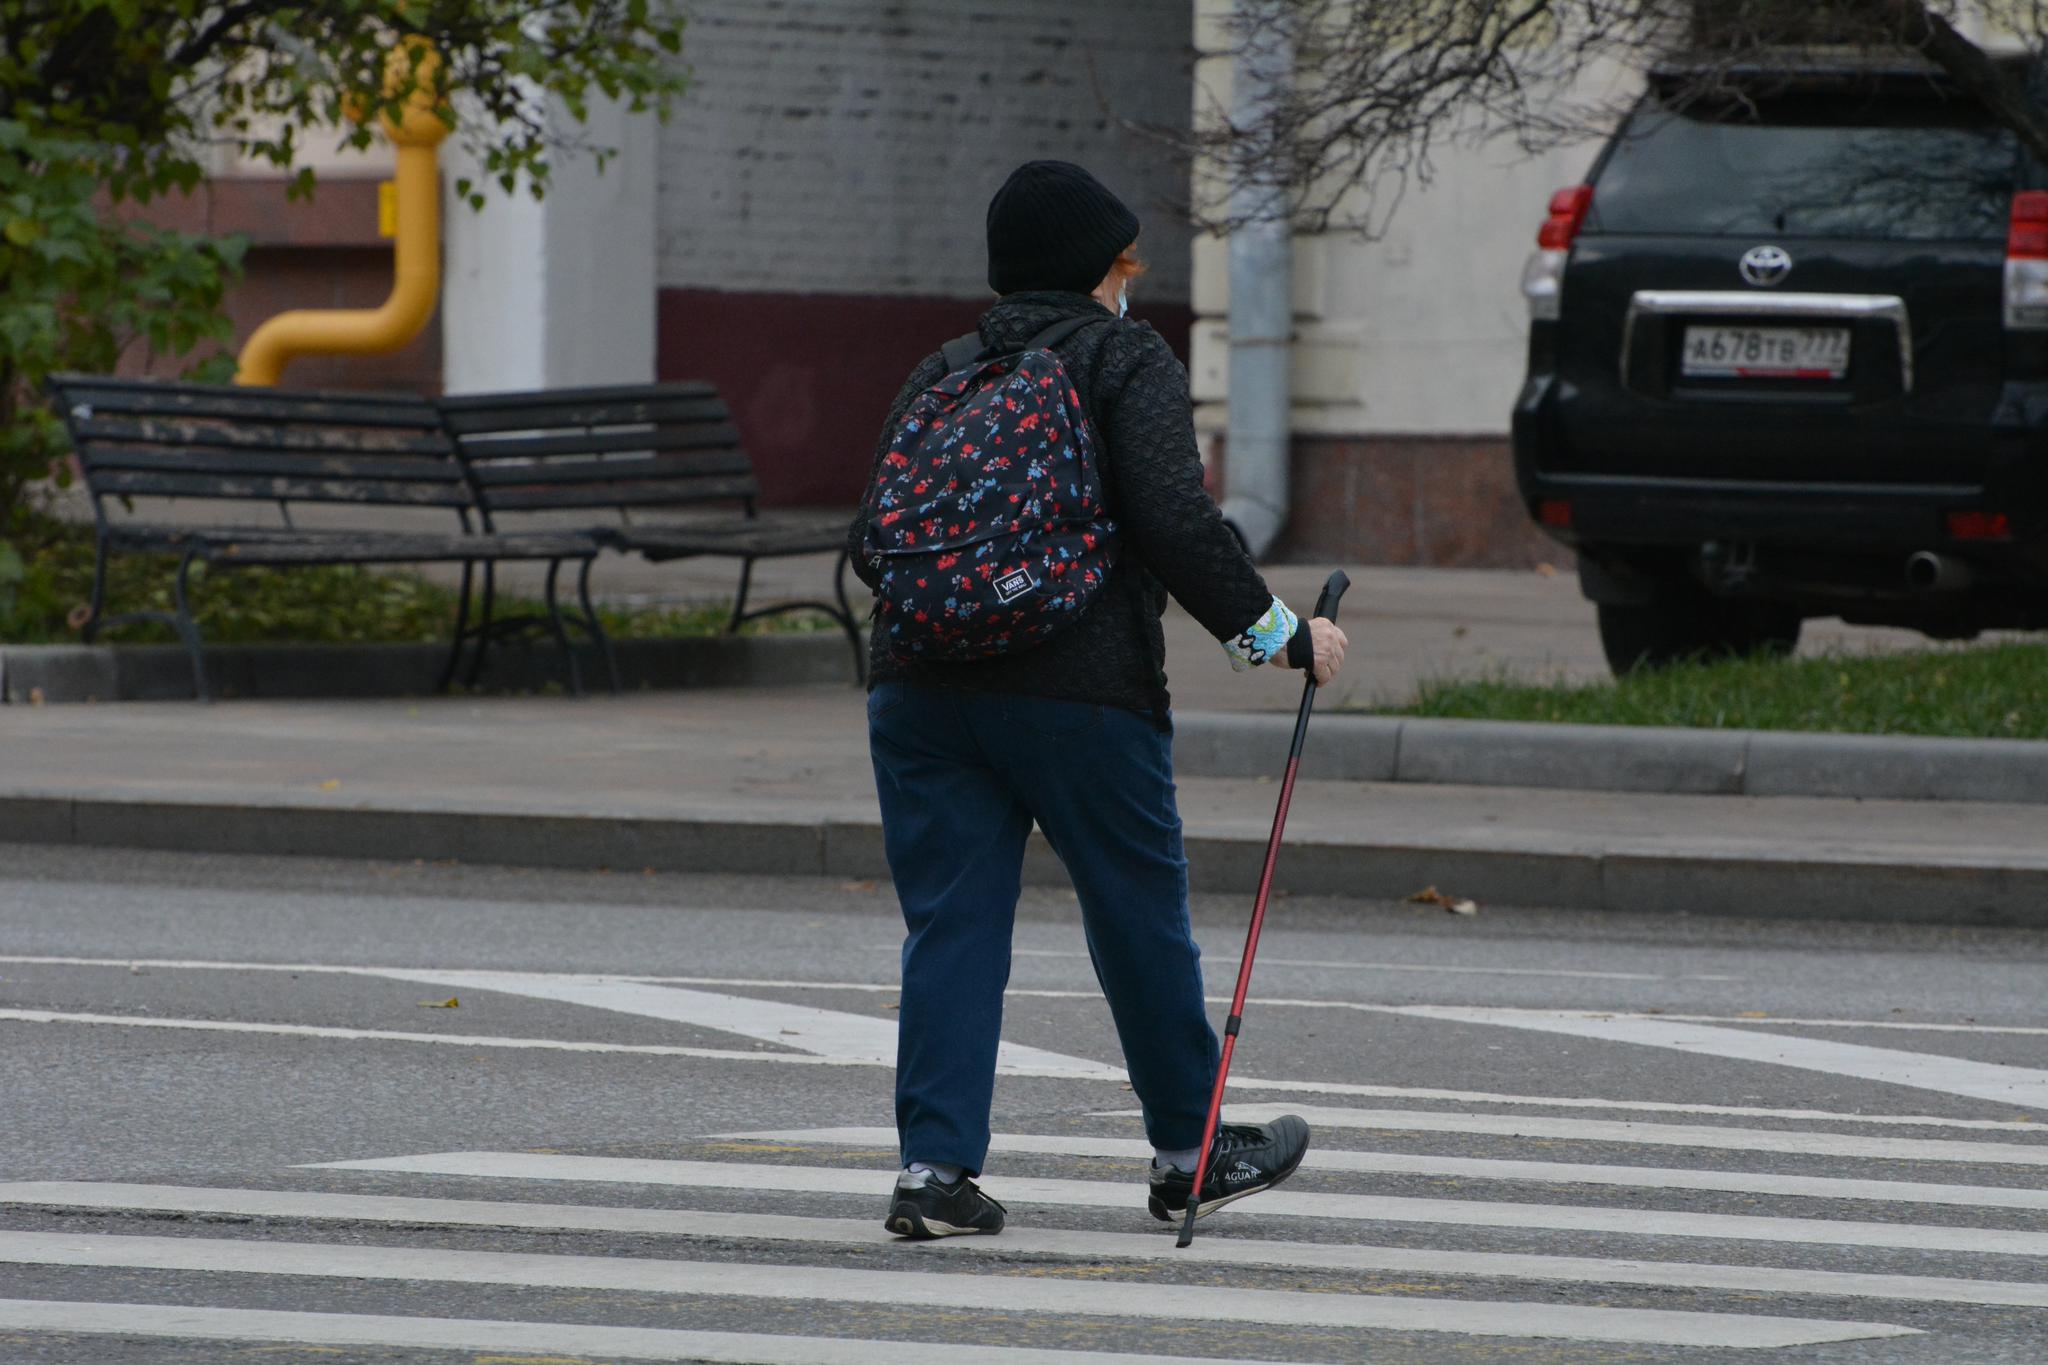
[1177,568,1349,1249]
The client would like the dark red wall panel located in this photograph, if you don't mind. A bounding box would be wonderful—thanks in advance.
[658,288,1193,508]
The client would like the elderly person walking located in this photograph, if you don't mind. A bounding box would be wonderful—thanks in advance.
[848,160,1347,1238]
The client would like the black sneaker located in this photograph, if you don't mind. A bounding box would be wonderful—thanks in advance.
[884,1167,1006,1239]
[1148,1115,1311,1222]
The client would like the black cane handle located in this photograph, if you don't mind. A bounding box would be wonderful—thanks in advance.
[1312,570,1350,623]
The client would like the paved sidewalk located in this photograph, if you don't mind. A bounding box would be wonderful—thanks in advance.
[609,558,1957,711]
[1,691,2041,925]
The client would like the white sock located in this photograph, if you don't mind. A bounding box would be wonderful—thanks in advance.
[1152,1146,1202,1174]
[904,1160,964,1184]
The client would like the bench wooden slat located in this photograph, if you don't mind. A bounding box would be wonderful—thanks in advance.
[466,450,754,489]
[440,393,728,434]
[198,531,597,565]
[51,381,440,429]
[484,476,760,511]
[73,415,451,456]
[102,525,597,562]
[92,470,473,507]
[79,446,465,483]
[615,519,850,560]
[454,424,743,463]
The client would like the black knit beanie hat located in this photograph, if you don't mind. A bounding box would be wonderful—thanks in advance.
[986,160,1140,295]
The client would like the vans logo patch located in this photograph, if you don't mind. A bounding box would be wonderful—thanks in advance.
[993,566,1038,604]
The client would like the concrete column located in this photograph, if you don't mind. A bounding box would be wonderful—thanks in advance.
[442,96,656,394]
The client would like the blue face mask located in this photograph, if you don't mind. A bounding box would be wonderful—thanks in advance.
[1116,283,1129,318]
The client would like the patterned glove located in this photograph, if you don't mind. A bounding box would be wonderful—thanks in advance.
[1224,596,1299,672]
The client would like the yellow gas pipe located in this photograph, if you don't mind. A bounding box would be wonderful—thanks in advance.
[235,42,449,386]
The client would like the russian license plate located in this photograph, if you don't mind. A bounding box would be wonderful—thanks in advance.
[1681,325,1850,380]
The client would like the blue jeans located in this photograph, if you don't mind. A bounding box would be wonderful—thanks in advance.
[867,681,1220,1175]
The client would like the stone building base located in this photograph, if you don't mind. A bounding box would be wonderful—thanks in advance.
[1212,433,1568,570]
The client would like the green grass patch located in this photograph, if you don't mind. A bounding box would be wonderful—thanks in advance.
[1384,642,2047,740]
[0,516,831,646]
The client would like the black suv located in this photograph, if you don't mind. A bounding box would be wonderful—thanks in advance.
[1514,53,2048,673]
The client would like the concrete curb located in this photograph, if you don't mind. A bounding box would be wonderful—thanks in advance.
[0,635,860,703]
[1171,713,2048,806]
[4,789,2041,927]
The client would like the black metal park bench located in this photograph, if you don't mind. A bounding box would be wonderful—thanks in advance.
[439,382,865,683]
[47,374,609,701]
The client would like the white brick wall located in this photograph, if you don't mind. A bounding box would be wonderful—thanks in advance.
[658,0,1194,300]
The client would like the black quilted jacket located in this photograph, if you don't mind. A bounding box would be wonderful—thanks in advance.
[847,290,1276,725]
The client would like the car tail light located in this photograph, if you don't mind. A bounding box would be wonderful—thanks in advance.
[1536,499,1573,529]
[2004,192,2048,329]
[1523,186,1592,321]
[1945,509,2012,541]
[1537,186,1594,250]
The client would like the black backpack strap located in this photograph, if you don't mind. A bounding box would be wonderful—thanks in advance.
[940,315,1110,374]
[940,332,986,374]
[1022,315,1110,354]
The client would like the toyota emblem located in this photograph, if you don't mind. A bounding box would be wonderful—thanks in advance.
[1739,244,1792,287]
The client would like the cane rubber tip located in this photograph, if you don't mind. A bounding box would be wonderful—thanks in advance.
[1175,1205,1198,1248]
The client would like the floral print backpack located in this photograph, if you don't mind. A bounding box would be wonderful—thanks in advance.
[861,316,1118,662]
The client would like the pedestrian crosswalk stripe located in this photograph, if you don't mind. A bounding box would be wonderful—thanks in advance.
[1150,1105,2048,1166]
[363,968,1114,1075]
[5,1181,2042,1310]
[0,1231,1917,1348]
[305,1153,2048,1257]
[6,955,2040,1130]
[1383,1006,2048,1110]
[721,1127,2048,1212]
[0,1299,1296,1365]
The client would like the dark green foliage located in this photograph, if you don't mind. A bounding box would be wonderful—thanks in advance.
[1390,644,2048,740]
[0,0,686,596]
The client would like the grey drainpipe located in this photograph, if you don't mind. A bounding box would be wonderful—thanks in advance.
[1219,3,1292,560]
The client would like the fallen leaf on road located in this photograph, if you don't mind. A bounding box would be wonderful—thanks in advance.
[881,1001,899,1011]
[318,779,341,791]
[1406,886,1480,915]
[839,880,877,893]
[27,687,44,705]
[1535,562,1559,577]
[1737,1010,1768,1019]
[419,997,459,1009]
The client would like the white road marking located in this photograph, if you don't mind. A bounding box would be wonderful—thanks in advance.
[1386,1006,2048,1109]
[361,968,1111,1075]
[8,982,2045,1138]
[0,1231,1916,1348]
[1169,1105,2048,1167]
[723,1127,2048,1211]
[13,954,2041,1035]
[6,1182,2041,1310]
[305,1153,2048,1257]
[1006,947,1739,983]
[16,957,2048,1129]
[0,1009,1129,1083]
[0,1298,1293,1365]
[1625,1013,2048,1038]
[4,998,2041,1131]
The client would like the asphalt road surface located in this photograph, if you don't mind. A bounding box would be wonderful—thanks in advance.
[1,844,2044,1364]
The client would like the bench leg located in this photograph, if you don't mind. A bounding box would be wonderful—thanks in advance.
[576,557,622,696]
[728,557,755,635]
[80,536,112,643]
[172,548,211,703]
[543,558,585,698]
[832,548,866,686]
[464,562,499,690]
[437,559,476,694]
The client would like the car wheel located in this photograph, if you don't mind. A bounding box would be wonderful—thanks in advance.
[1597,596,1801,676]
